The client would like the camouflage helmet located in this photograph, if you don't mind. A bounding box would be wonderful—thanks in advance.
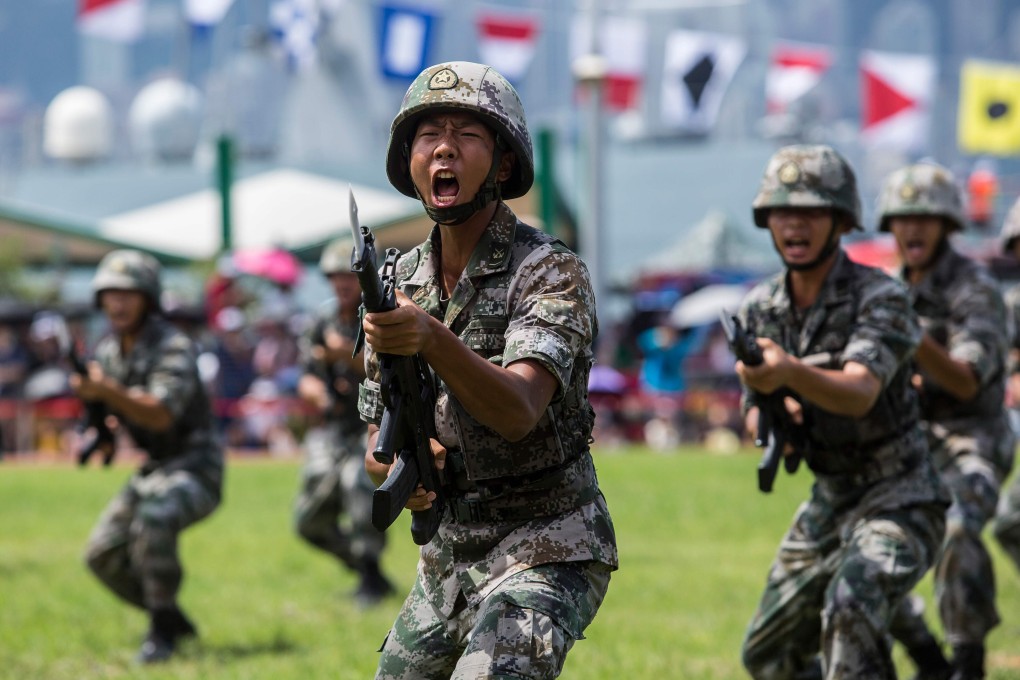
[1000,195,1020,254]
[318,237,354,275]
[386,61,534,201]
[876,163,965,232]
[91,249,162,309]
[752,144,862,230]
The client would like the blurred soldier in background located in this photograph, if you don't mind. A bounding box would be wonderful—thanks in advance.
[294,238,393,607]
[71,250,224,664]
[736,145,948,680]
[360,61,617,678]
[879,163,1013,680]
[992,195,1020,578]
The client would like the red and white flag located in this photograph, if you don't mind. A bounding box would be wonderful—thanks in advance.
[571,15,647,112]
[860,50,935,152]
[476,12,539,83]
[78,0,145,43]
[766,42,832,114]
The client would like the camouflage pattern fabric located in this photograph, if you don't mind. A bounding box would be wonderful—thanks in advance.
[737,250,947,678]
[295,305,382,568]
[85,468,220,610]
[751,145,862,230]
[892,244,1014,646]
[358,203,617,674]
[83,315,223,610]
[386,61,533,201]
[1000,195,1020,253]
[993,280,1020,574]
[875,162,965,232]
[375,561,611,680]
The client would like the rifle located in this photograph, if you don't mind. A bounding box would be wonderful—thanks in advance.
[349,187,445,545]
[67,343,117,467]
[719,312,801,493]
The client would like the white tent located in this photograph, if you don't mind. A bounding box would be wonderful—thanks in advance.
[98,168,423,260]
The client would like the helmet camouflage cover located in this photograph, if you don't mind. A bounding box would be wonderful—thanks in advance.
[386,61,534,200]
[876,162,965,232]
[91,249,162,308]
[752,144,862,230]
[319,237,354,275]
[1001,195,1020,253]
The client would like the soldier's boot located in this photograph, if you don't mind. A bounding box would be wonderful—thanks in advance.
[949,644,985,680]
[905,639,953,680]
[354,558,395,609]
[136,606,197,664]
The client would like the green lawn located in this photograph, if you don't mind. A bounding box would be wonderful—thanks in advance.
[2,447,1019,679]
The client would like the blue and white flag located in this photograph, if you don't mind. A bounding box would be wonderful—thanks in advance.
[378,4,435,81]
[270,0,319,71]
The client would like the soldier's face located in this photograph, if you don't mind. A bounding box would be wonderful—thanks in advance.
[888,215,944,270]
[328,272,361,312]
[100,289,148,334]
[408,112,512,209]
[766,207,838,267]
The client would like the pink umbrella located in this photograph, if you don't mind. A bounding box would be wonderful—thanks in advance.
[232,248,303,287]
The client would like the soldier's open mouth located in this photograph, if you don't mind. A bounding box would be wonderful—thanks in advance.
[433,172,459,206]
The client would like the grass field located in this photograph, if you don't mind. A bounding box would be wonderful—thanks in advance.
[2,446,1020,679]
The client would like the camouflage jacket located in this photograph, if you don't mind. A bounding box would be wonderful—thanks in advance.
[896,246,1014,472]
[739,250,946,512]
[1002,282,1020,373]
[95,315,223,486]
[358,203,618,617]
[299,299,365,437]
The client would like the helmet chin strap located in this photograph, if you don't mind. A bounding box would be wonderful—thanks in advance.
[409,138,506,226]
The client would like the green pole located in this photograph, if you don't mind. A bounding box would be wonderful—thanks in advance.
[216,134,234,253]
[537,127,557,238]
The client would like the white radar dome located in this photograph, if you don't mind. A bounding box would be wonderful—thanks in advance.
[43,86,114,162]
[129,77,204,162]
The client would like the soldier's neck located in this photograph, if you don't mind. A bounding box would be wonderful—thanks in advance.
[787,255,836,310]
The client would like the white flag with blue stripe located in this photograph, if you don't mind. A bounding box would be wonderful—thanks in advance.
[378,4,435,80]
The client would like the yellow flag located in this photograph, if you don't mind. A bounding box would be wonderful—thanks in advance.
[958,59,1020,156]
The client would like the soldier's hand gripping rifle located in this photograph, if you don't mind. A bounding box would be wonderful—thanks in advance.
[720,313,801,493]
[349,187,445,546]
[67,344,116,467]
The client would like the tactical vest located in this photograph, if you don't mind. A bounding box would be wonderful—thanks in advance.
[398,223,599,522]
[755,259,922,481]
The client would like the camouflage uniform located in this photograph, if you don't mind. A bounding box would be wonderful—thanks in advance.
[82,250,223,661]
[879,165,1014,671]
[739,147,948,680]
[295,279,390,600]
[361,61,618,680]
[993,195,1020,573]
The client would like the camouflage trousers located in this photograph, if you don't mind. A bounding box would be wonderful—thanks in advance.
[741,498,944,680]
[375,560,612,680]
[893,452,1008,650]
[84,466,221,611]
[294,426,384,570]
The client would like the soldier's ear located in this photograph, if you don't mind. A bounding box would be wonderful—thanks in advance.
[497,151,516,183]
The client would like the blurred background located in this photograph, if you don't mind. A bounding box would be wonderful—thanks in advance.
[1,0,1020,457]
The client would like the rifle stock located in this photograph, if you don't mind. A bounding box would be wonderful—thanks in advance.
[350,195,445,545]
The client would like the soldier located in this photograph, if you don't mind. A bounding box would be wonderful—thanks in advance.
[71,250,224,664]
[358,61,618,678]
[878,163,1014,680]
[736,145,948,679]
[294,237,393,607]
[993,195,1020,575]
